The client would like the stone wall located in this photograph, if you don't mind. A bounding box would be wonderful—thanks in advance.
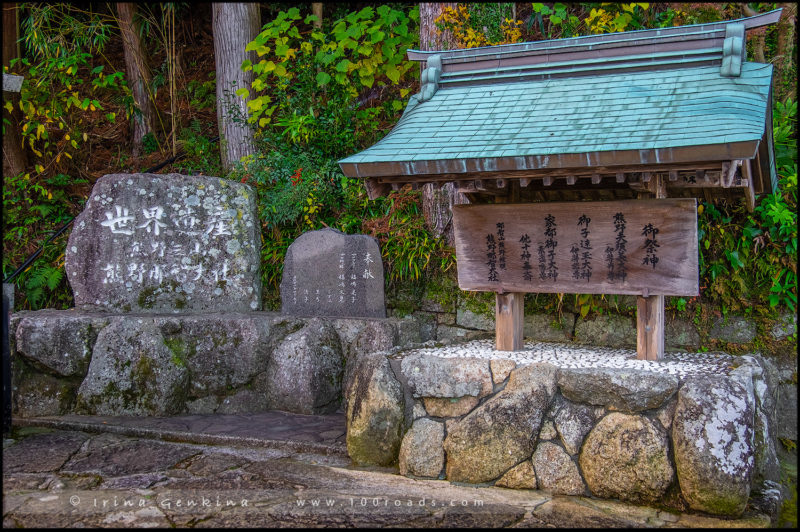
[8,310,434,418]
[10,300,794,520]
[388,287,797,443]
[344,342,785,518]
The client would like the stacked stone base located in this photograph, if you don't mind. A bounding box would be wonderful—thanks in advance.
[9,310,433,418]
[345,343,783,519]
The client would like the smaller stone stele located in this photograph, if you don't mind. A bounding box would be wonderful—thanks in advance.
[280,228,386,318]
[66,173,262,313]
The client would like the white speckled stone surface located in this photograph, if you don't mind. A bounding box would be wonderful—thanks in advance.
[393,339,738,379]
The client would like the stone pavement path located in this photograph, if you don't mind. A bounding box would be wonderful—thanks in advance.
[10,412,348,456]
[3,416,771,528]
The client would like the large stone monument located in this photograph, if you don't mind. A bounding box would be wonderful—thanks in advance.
[280,228,386,318]
[66,173,262,313]
[10,174,429,418]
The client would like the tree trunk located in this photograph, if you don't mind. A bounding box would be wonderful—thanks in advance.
[2,2,28,177]
[742,5,766,64]
[212,2,259,172]
[419,2,457,52]
[312,3,323,29]
[418,3,465,245]
[775,3,797,102]
[117,3,156,158]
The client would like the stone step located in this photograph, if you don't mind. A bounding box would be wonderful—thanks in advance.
[12,411,348,458]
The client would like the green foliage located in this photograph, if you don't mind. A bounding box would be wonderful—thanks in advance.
[774,99,797,171]
[5,55,124,175]
[3,172,87,309]
[141,132,158,154]
[362,188,455,285]
[698,151,797,315]
[464,3,517,43]
[184,73,217,111]
[228,146,453,308]
[584,3,651,33]
[239,5,419,158]
[177,120,222,176]
[218,4,454,310]
[531,3,582,38]
[234,149,342,230]
[8,3,128,175]
[20,2,115,61]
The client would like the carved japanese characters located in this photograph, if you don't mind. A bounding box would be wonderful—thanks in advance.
[280,228,386,318]
[453,200,698,297]
[65,173,262,312]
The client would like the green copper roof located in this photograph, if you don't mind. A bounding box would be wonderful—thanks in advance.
[341,62,772,169]
[339,9,779,194]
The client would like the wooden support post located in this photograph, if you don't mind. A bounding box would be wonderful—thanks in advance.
[496,292,524,351]
[636,173,666,360]
[637,294,664,361]
[743,159,756,212]
[495,180,525,351]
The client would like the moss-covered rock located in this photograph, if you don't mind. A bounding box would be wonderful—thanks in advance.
[672,376,755,516]
[345,353,405,466]
[74,318,188,416]
[580,412,673,503]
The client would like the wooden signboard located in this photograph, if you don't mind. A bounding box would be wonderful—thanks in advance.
[453,199,699,297]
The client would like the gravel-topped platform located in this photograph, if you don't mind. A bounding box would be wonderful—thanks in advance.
[392,339,742,378]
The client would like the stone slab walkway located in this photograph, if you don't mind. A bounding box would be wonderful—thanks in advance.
[3,415,774,528]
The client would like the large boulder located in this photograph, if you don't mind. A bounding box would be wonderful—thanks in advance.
[13,311,109,377]
[770,312,796,340]
[66,173,262,313]
[443,363,557,484]
[10,364,76,417]
[776,384,797,440]
[552,396,596,455]
[75,318,189,415]
[335,318,398,362]
[265,318,344,415]
[532,441,585,495]
[400,354,493,399]
[456,307,494,330]
[736,356,781,487]
[398,417,445,478]
[423,396,480,418]
[157,314,273,398]
[558,367,678,413]
[495,460,537,489]
[345,353,406,466]
[672,376,755,516]
[665,317,700,351]
[580,412,673,503]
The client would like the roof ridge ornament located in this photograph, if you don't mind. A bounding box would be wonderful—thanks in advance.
[720,23,745,77]
[418,54,442,102]
[404,54,441,114]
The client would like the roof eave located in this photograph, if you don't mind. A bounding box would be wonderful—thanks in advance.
[339,142,761,180]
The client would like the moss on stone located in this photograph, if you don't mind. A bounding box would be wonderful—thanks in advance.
[137,287,158,309]
[133,356,155,388]
[163,337,188,368]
